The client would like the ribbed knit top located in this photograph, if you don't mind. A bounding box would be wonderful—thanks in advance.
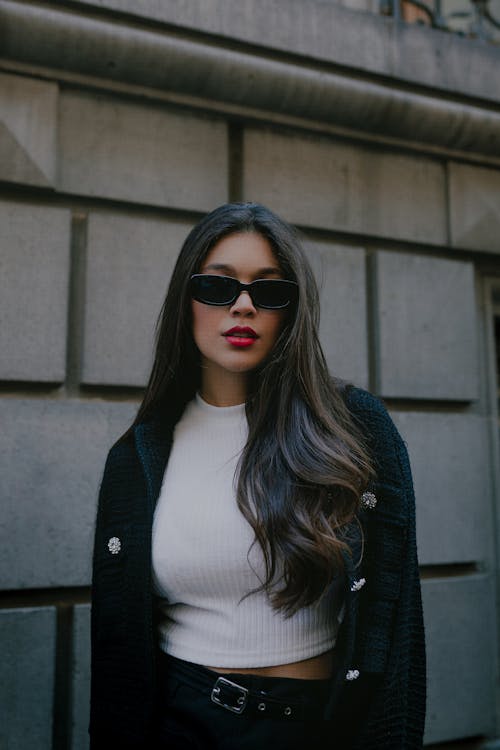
[152,394,345,668]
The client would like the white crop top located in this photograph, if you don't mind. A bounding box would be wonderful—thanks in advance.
[151,393,345,668]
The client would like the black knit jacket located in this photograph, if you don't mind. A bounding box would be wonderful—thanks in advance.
[89,386,426,749]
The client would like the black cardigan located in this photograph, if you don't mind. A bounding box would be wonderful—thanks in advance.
[89,386,426,749]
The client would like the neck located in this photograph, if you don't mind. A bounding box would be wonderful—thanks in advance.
[200,365,248,407]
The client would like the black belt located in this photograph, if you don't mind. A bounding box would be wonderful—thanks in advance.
[160,653,330,721]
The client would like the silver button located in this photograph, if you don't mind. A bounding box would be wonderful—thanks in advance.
[284,706,292,716]
[350,577,366,592]
[107,536,121,554]
[361,491,377,509]
[346,669,360,681]
[258,702,266,711]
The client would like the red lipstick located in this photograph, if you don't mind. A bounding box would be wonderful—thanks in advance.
[223,326,258,348]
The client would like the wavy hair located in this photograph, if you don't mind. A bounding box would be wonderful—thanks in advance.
[130,202,375,615]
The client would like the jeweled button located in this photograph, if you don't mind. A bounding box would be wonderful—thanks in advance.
[107,536,121,555]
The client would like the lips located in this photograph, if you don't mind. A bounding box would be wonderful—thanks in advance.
[223,326,258,348]
[224,326,257,338]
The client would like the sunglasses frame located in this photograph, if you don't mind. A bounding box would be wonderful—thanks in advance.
[190,274,299,310]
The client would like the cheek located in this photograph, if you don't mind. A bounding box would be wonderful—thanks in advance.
[191,301,202,343]
[263,311,287,347]
[191,302,219,348]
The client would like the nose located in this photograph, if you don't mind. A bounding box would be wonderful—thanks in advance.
[230,289,256,315]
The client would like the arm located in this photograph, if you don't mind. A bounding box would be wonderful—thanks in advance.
[89,442,136,749]
[336,387,426,749]
[354,425,426,749]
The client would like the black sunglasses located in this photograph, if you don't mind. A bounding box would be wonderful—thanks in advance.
[190,274,299,310]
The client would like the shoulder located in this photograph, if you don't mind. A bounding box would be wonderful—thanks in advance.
[342,384,411,490]
[103,431,137,469]
[98,432,139,500]
[342,384,398,446]
[342,383,393,425]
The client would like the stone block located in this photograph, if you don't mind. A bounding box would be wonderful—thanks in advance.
[305,240,368,388]
[243,128,446,245]
[376,252,478,400]
[449,162,500,254]
[71,604,91,750]
[59,91,228,210]
[82,213,193,386]
[391,411,492,566]
[0,72,57,186]
[336,0,378,10]
[0,607,56,750]
[0,398,137,589]
[422,575,496,744]
[0,200,71,382]
[70,1,500,107]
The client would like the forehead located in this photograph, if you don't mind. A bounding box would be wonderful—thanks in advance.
[201,232,281,276]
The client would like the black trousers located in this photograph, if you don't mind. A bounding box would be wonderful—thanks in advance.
[155,653,331,750]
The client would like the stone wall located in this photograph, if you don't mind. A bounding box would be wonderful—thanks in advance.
[1,1,499,748]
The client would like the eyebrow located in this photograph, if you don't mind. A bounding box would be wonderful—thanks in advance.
[202,263,282,276]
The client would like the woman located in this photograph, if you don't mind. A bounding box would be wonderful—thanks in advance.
[90,202,425,749]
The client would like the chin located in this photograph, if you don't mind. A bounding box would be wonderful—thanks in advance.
[223,360,260,374]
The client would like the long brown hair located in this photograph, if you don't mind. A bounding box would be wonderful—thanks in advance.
[131,202,375,614]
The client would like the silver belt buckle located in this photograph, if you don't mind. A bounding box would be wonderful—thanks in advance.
[211,676,249,714]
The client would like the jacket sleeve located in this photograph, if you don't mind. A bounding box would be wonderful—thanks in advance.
[89,434,156,750]
[335,386,426,748]
[89,447,114,748]
[89,443,135,749]
[354,418,426,749]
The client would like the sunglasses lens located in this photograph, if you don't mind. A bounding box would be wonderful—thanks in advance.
[191,275,237,305]
[251,280,297,309]
[190,276,298,308]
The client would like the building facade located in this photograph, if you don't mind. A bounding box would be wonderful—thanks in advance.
[1,1,499,747]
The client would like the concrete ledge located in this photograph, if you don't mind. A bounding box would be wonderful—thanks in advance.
[2,1,500,158]
[53,0,500,107]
